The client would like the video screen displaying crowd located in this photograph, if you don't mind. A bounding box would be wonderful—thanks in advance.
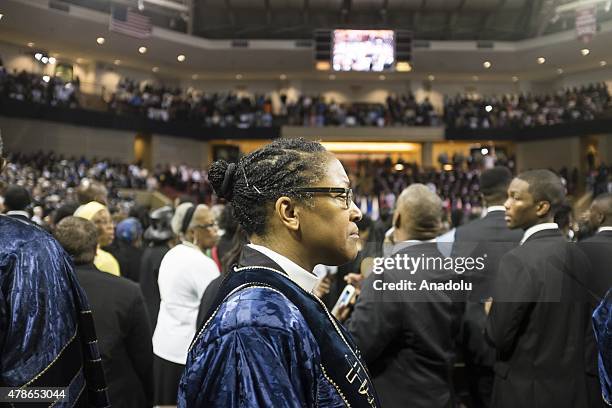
[2,59,609,129]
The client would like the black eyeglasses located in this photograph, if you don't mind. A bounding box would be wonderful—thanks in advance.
[293,187,354,210]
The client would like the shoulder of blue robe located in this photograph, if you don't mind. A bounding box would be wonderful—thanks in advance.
[593,288,612,406]
[0,216,110,407]
[179,286,346,408]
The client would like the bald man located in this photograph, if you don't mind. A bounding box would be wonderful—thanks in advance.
[346,184,464,408]
[579,193,612,408]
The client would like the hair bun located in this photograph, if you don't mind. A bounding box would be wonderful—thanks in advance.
[208,160,237,201]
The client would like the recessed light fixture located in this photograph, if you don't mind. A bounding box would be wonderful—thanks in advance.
[537,57,546,64]
[279,74,287,80]
[48,57,56,64]
[41,56,49,64]
[177,54,186,62]
[27,42,35,48]
[581,48,590,56]
[483,61,492,69]
[138,46,147,54]
[96,37,105,45]
[329,74,336,80]
[427,74,435,81]
[472,75,479,81]
[316,61,331,71]
[152,66,159,72]
[378,74,386,80]
[191,74,199,80]
[42,75,50,83]
[34,53,42,61]
[396,62,412,72]
[0,14,4,20]
[557,68,564,74]
[485,105,493,113]
[114,59,121,65]
[235,74,243,80]
[600,60,607,67]
[512,76,519,82]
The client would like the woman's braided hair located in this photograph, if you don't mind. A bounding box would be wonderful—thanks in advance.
[209,138,328,235]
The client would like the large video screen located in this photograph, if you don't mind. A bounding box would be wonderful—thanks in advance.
[332,29,395,72]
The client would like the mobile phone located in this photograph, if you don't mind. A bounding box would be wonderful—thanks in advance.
[331,284,357,316]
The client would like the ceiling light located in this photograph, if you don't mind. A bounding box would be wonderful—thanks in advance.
[537,57,546,64]
[138,46,147,54]
[34,53,42,61]
[114,59,121,65]
[329,74,336,80]
[316,61,331,71]
[485,105,493,113]
[27,42,34,48]
[396,62,412,72]
[48,57,56,64]
[235,74,243,80]
[41,56,49,64]
[191,74,198,80]
[378,74,386,80]
[0,14,3,20]
[394,163,405,171]
[557,68,564,74]
[279,74,287,80]
[581,48,590,56]
[76,58,83,64]
[472,75,479,81]
[601,60,608,66]
[443,164,453,171]
[42,75,50,83]
[512,76,519,82]
[483,61,492,69]
[606,0,611,12]
[96,37,105,45]
[152,66,159,72]
[177,54,186,62]
[481,148,489,155]
[427,74,435,81]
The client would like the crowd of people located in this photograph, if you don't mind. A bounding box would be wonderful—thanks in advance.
[0,62,81,108]
[445,82,611,129]
[2,136,612,407]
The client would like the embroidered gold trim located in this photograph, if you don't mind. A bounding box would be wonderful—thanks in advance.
[320,364,350,407]
[22,329,78,387]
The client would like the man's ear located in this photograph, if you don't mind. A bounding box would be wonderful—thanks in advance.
[275,196,300,232]
[535,201,551,218]
[393,212,401,229]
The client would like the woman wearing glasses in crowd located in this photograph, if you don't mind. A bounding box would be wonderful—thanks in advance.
[179,138,380,408]
[152,202,220,406]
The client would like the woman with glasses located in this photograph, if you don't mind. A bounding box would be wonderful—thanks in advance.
[152,202,220,406]
[179,138,380,407]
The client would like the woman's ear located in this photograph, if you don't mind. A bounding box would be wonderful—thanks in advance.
[275,196,300,232]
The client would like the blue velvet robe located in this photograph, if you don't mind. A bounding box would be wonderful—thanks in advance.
[0,215,109,407]
[179,247,380,408]
[593,288,612,405]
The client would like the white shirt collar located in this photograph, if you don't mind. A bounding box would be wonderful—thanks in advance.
[598,226,612,233]
[486,206,506,213]
[6,210,30,218]
[247,243,320,293]
[520,223,559,245]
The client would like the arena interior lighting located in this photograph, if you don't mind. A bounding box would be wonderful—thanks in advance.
[485,105,493,113]
[483,61,492,69]
[512,76,519,82]
[428,74,435,81]
[378,74,386,80]
[481,148,489,155]
[316,61,331,71]
[27,42,34,47]
[96,37,105,45]
[114,59,121,65]
[152,66,159,72]
[396,62,412,72]
[557,68,564,74]
[328,74,336,80]
[177,54,186,62]
[601,60,608,66]
[581,48,590,56]
[320,142,419,153]
[537,57,546,64]
[139,46,147,54]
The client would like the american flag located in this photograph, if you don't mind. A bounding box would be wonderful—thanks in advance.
[109,5,152,39]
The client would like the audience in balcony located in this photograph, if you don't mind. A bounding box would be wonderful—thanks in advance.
[444,82,610,129]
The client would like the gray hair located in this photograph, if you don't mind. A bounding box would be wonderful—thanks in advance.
[171,202,209,236]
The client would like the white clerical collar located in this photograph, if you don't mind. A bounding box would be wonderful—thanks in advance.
[520,223,559,245]
[247,243,319,293]
[486,206,506,213]
[598,226,612,233]
[6,210,30,218]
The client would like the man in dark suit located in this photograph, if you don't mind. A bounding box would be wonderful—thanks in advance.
[55,216,154,408]
[346,184,464,408]
[485,169,591,408]
[579,192,612,407]
[3,185,31,222]
[451,167,523,408]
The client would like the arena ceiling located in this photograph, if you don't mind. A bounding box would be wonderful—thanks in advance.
[1,0,612,81]
[60,0,612,40]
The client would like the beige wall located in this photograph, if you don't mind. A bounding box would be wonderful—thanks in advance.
[515,137,582,172]
[151,135,209,168]
[0,116,136,162]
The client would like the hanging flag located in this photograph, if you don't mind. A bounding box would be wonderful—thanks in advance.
[575,6,597,43]
[110,5,152,39]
